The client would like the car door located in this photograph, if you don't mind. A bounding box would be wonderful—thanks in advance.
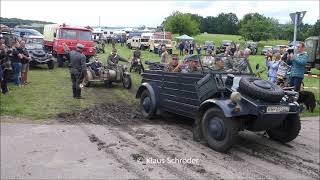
[159,72,202,118]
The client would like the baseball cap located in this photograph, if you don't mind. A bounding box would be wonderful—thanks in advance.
[184,54,199,62]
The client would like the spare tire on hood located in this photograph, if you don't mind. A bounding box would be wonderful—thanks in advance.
[239,77,284,103]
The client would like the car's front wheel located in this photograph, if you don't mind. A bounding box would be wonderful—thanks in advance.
[140,90,156,119]
[201,108,239,152]
[266,115,301,143]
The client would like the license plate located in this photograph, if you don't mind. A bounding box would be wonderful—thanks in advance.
[266,106,290,113]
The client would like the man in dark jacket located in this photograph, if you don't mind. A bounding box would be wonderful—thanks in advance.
[64,43,87,99]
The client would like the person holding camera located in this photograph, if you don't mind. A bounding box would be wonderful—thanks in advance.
[287,42,308,92]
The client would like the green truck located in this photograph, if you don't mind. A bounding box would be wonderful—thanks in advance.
[305,36,320,71]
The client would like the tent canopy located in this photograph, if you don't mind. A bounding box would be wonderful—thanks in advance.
[175,34,194,40]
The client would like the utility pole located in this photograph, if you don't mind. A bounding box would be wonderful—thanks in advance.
[99,16,100,28]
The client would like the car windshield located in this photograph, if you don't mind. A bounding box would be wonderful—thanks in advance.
[25,38,43,44]
[15,29,42,36]
[79,31,92,40]
[25,43,43,50]
[60,29,77,39]
[141,39,149,42]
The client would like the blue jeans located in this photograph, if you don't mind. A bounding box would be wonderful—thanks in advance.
[12,62,22,85]
[290,76,303,92]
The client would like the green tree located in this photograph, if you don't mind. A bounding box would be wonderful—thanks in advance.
[215,13,239,34]
[310,20,320,36]
[163,11,200,36]
[239,13,278,41]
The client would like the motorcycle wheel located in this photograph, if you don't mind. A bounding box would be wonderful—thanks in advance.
[123,74,132,89]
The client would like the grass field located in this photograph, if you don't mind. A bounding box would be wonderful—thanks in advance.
[1,34,319,119]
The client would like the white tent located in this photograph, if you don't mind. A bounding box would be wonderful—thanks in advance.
[175,34,194,40]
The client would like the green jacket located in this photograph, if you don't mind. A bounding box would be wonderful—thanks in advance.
[288,52,308,78]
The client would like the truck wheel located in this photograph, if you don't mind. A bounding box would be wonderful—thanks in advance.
[201,108,238,152]
[239,77,284,103]
[140,90,156,119]
[47,60,54,69]
[266,115,301,143]
[123,74,132,89]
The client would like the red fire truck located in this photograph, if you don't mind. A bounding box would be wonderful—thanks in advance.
[43,24,96,67]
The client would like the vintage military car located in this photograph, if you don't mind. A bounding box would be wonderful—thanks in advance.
[136,57,301,152]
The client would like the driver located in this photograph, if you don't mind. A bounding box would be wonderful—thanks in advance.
[107,48,129,68]
[180,54,201,73]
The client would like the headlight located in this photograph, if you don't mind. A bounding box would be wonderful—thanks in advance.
[230,92,241,103]
[294,93,299,101]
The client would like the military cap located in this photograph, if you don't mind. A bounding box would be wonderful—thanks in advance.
[184,54,199,62]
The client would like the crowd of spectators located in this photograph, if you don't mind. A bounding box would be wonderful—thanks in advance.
[0,35,31,95]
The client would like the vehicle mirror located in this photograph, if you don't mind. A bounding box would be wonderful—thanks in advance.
[53,32,56,38]
[256,64,260,70]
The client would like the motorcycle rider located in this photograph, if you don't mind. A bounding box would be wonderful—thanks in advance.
[107,48,129,68]
[130,49,144,73]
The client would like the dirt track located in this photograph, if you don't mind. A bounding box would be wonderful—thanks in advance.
[1,102,320,179]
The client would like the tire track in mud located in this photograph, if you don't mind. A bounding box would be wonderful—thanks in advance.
[234,137,320,179]
[76,124,151,180]
[153,117,318,179]
[152,122,277,179]
[58,102,319,180]
[60,106,210,179]
[96,113,220,180]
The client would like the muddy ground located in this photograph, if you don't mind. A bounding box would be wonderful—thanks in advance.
[1,102,319,179]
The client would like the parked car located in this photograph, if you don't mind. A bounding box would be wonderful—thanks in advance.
[13,28,43,38]
[272,45,288,55]
[261,46,272,55]
[305,36,320,70]
[137,58,301,152]
[25,35,54,69]
[126,37,149,50]
[288,41,302,48]
[245,41,258,55]
[203,41,215,51]
[216,40,233,54]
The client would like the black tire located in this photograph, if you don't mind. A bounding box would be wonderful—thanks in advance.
[123,74,132,89]
[267,115,301,143]
[47,60,54,69]
[154,48,158,54]
[239,77,284,103]
[201,108,239,152]
[140,90,156,119]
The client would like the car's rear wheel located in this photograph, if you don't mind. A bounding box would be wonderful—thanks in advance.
[266,115,301,143]
[201,108,239,152]
[140,90,156,119]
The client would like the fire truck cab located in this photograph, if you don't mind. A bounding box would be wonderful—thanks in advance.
[43,24,96,67]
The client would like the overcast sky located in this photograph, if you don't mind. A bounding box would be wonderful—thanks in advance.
[1,1,319,27]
